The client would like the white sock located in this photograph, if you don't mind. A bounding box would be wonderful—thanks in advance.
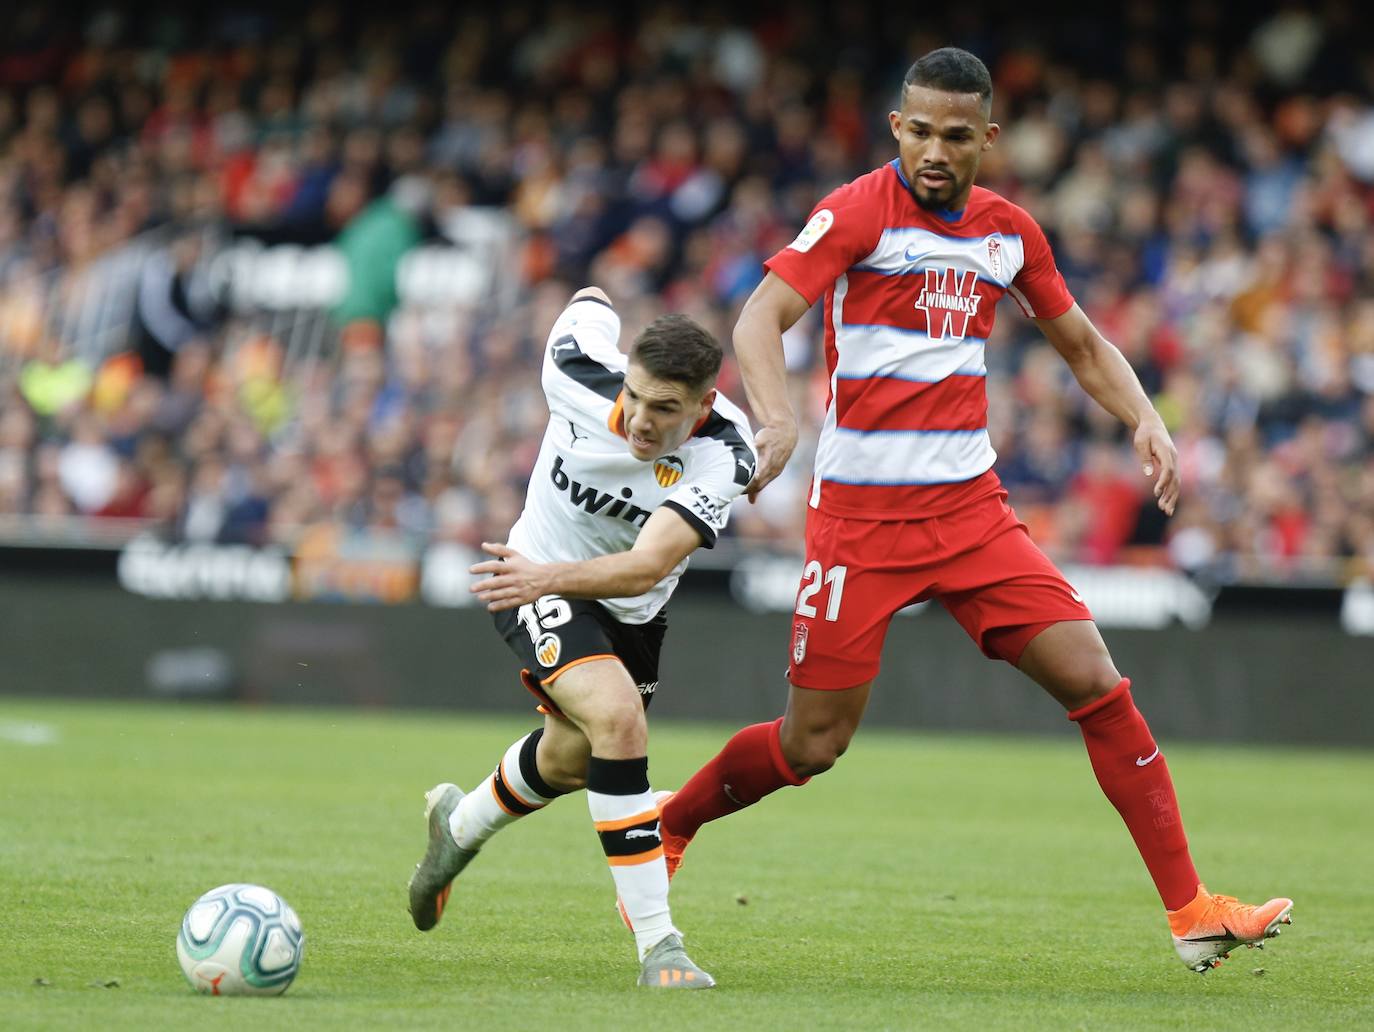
[586,756,677,960]
[449,730,565,851]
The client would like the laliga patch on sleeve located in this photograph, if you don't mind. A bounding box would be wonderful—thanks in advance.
[788,208,834,253]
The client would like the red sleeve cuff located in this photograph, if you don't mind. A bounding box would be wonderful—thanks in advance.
[762,255,822,308]
[1038,291,1075,321]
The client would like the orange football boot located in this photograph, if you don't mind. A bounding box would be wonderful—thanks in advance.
[654,790,690,882]
[1168,885,1293,972]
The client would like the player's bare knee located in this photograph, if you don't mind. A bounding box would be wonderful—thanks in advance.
[792,743,840,777]
[1087,653,1123,692]
[1054,664,1123,710]
[1087,669,1124,703]
[781,726,849,777]
[584,705,647,758]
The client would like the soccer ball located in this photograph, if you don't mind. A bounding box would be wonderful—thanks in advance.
[176,883,305,996]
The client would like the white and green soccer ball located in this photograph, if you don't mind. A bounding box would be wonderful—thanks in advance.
[176,883,305,996]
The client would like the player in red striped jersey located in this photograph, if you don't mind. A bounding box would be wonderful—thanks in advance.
[659,47,1292,974]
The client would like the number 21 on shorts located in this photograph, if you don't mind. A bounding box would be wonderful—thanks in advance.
[795,562,847,621]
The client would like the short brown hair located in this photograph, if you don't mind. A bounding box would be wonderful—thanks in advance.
[629,314,722,395]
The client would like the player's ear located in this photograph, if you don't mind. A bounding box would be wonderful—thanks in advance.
[888,110,901,142]
[983,121,1000,150]
[697,387,717,418]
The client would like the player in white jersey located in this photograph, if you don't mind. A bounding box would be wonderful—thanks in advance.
[407,287,755,990]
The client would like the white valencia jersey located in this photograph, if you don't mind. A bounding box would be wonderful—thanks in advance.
[506,297,757,624]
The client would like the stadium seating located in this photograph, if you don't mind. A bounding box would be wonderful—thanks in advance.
[1,6,1372,582]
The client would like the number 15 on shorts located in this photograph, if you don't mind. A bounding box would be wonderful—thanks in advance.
[795,562,847,621]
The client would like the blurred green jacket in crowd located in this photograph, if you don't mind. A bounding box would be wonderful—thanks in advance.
[332,196,421,327]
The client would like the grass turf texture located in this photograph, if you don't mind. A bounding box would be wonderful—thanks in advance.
[1,700,1370,1031]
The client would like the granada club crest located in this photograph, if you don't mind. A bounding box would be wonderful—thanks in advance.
[653,455,684,487]
[913,267,981,340]
[791,621,809,665]
[986,236,1003,281]
[536,633,562,668]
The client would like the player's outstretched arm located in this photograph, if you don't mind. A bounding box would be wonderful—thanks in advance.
[1036,303,1181,515]
[733,273,811,502]
[469,508,705,611]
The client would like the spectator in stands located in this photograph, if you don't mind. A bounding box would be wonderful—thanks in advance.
[0,4,1371,586]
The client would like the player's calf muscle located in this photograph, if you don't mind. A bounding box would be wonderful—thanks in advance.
[540,761,588,792]
[536,722,591,791]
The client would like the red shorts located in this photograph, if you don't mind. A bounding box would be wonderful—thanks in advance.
[787,490,1093,690]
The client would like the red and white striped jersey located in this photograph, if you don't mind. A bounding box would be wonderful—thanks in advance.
[765,159,1075,521]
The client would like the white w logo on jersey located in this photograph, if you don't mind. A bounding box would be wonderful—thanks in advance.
[913,267,982,340]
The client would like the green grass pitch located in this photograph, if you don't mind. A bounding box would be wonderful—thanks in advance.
[1,699,1371,1031]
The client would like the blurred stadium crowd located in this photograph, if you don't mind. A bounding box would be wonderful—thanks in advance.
[2,3,1374,584]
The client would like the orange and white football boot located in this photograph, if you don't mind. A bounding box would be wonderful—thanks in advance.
[1168,886,1293,972]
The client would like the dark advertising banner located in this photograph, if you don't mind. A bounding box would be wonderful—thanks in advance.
[3,540,1373,746]
[99,535,1374,637]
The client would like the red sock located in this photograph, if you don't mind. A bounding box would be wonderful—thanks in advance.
[1069,679,1200,911]
[662,717,807,840]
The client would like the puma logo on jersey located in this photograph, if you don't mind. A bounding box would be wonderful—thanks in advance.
[550,456,652,526]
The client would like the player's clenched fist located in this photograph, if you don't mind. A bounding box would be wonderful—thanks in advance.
[747,422,798,503]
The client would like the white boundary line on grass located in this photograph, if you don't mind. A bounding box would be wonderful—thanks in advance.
[0,721,60,745]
